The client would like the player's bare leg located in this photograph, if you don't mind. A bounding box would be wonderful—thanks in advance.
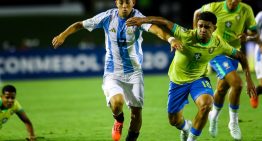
[187,94,213,141]
[210,71,242,140]
[208,78,229,137]
[110,94,125,141]
[225,71,242,140]
[126,107,142,141]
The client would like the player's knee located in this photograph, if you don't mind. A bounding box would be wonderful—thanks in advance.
[168,116,181,127]
[216,86,229,95]
[110,96,124,113]
[130,113,140,122]
[197,98,213,116]
[111,94,124,106]
[199,103,212,115]
[130,107,142,121]
[228,76,243,89]
[231,80,243,93]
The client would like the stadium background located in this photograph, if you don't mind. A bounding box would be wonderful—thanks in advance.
[1,0,261,80]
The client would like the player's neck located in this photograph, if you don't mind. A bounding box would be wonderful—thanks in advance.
[225,1,240,12]
[118,9,133,19]
[197,34,211,44]
[199,37,211,45]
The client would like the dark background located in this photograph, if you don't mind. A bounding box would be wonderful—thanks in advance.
[0,0,261,52]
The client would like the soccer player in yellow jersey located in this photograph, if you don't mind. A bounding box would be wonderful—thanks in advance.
[193,0,258,140]
[126,11,256,141]
[0,85,35,141]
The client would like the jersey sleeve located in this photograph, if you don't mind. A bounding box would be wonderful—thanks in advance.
[82,9,112,31]
[256,12,262,35]
[201,3,214,12]
[219,37,237,56]
[14,100,23,113]
[171,24,188,40]
[245,6,257,31]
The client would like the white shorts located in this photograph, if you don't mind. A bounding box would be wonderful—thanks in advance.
[102,73,144,108]
[254,44,262,79]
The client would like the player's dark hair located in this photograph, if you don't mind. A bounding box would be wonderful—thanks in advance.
[2,85,16,94]
[198,11,217,25]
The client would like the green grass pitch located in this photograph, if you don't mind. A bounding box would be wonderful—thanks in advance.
[0,73,261,141]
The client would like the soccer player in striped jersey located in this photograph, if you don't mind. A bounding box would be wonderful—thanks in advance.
[0,85,35,141]
[126,11,256,141]
[52,0,180,140]
[254,11,262,96]
[193,0,258,140]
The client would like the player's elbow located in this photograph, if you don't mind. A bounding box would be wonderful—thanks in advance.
[74,21,84,30]
[194,9,201,18]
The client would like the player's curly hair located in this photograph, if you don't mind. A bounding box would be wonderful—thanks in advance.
[199,11,217,25]
[2,85,16,94]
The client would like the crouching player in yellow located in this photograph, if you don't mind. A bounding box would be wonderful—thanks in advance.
[0,85,35,141]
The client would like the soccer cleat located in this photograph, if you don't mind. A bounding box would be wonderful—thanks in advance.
[250,96,259,109]
[112,120,123,141]
[187,132,198,141]
[228,122,242,141]
[208,112,218,138]
[180,120,192,141]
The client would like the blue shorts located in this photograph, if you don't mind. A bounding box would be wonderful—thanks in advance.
[210,55,239,79]
[168,77,214,114]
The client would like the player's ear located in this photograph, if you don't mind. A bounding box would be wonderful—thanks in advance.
[132,0,136,5]
[213,25,217,31]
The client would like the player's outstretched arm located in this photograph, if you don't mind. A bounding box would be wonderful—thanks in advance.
[126,16,174,31]
[231,51,257,98]
[148,25,183,51]
[126,16,182,51]
[52,21,84,49]
[16,111,36,141]
[193,9,201,29]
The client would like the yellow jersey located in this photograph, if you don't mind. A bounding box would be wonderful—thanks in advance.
[0,97,23,128]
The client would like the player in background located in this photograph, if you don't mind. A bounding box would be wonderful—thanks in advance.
[0,85,35,141]
[193,0,258,140]
[126,11,256,141]
[52,0,180,141]
[254,11,262,96]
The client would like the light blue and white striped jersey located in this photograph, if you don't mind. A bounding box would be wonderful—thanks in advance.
[83,8,151,77]
[255,11,262,63]
[256,11,262,41]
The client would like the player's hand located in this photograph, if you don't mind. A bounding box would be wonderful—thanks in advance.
[246,77,257,98]
[126,17,144,27]
[170,38,183,52]
[246,78,259,108]
[52,34,65,49]
[237,33,247,43]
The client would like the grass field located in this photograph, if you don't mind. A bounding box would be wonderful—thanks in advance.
[0,73,262,141]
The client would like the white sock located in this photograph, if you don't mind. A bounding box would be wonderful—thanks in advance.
[187,132,198,141]
[229,108,238,123]
[210,105,221,121]
[182,120,190,131]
